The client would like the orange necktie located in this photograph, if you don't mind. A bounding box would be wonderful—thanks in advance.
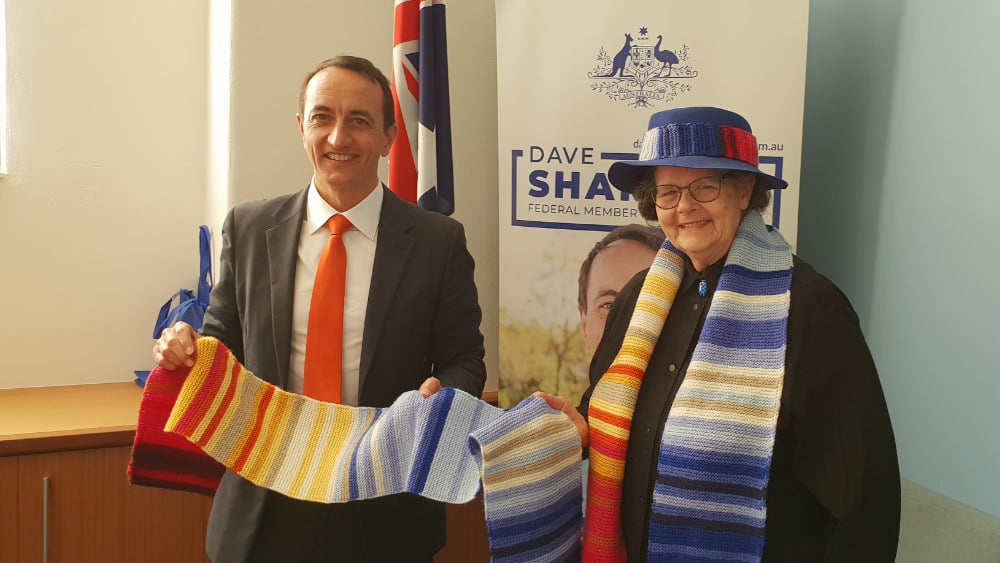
[303,214,352,402]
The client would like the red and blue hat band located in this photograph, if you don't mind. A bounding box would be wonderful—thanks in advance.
[639,123,759,168]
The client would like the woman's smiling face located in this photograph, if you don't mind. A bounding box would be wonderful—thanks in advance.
[653,166,754,271]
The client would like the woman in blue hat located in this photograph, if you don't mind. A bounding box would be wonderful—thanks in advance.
[539,107,900,562]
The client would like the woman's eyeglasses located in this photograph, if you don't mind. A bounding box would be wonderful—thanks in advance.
[654,174,732,209]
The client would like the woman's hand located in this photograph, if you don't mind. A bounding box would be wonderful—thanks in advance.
[533,391,589,448]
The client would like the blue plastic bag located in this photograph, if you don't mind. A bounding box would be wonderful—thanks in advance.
[136,225,213,386]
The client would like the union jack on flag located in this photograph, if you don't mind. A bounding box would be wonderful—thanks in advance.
[389,0,454,215]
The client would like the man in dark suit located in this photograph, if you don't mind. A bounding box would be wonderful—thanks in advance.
[153,55,486,563]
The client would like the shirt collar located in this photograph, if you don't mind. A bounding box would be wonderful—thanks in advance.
[306,180,383,241]
[681,253,726,293]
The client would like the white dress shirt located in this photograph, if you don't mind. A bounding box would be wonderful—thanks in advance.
[287,181,381,405]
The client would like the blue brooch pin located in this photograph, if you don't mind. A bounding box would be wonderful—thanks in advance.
[698,279,708,298]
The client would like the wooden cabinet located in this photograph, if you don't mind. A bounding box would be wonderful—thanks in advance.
[15,446,211,563]
[0,383,211,563]
[1,456,18,563]
[435,499,491,563]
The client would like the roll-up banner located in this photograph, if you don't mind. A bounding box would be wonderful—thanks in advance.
[496,1,810,406]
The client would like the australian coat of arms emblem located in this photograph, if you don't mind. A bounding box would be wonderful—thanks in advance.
[588,27,698,108]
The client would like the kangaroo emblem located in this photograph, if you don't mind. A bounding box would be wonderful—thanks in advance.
[604,33,633,77]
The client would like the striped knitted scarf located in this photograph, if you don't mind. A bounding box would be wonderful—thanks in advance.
[583,212,792,562]
[131,336,582,562]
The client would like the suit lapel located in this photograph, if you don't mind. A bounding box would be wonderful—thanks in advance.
[266,189,308,389]
[360,187,415,392]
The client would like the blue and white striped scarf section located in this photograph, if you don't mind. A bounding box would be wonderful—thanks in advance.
[156,338,583,563]
[647,212,792,562]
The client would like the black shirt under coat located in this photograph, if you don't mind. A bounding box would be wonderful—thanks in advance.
[578,255,901,562]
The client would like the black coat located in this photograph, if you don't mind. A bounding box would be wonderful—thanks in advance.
[579,256,900,562]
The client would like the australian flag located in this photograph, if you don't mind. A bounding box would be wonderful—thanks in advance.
[389,0,455,216]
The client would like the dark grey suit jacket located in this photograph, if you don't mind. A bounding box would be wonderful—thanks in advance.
[200,186,486,562]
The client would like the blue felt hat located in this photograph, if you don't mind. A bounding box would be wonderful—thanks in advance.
[607,106,788,193]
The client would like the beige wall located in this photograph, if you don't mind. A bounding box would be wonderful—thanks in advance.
[0,0,208,389]
[0,0,499,392]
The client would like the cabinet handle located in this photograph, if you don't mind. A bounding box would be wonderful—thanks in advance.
[42,476,49,563]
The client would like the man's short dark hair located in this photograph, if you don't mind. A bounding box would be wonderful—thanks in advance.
[632,169,772,221]
[578,224,665,310]
[298,55,395,131]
